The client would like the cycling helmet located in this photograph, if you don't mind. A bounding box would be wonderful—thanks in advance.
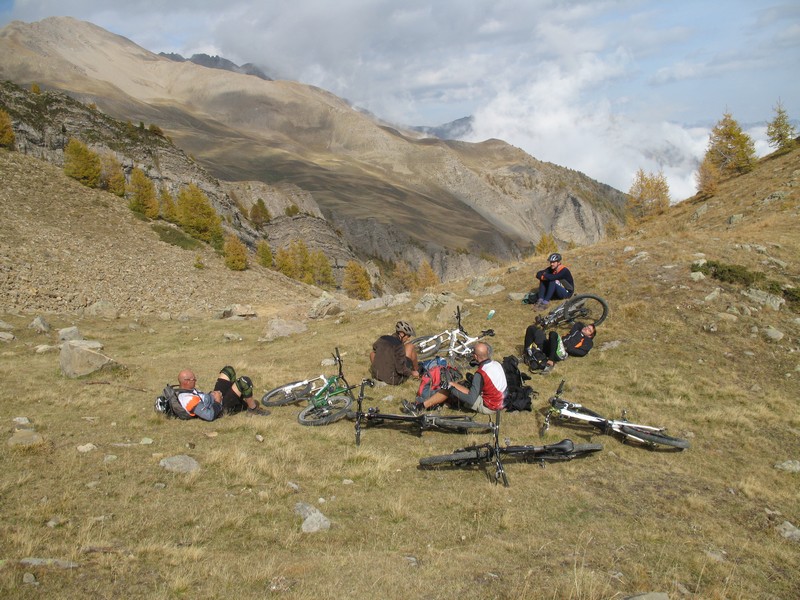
[548,253,562,263]
[395,320,416,337]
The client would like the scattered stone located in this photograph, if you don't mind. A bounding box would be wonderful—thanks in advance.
[467,276,504,297]
[599,340,621,351]
[46,517,66,528]
[689,271,705,281]
[258,318,308,342]
[507,292,527,302]
[77,443,97,453]
[294,501,331,533]
[776,521,800,542]
[704,549,726,562]
[0,319,13,330]
[19,557,80,569]
[204,431,218,438]
[223,332,243,341]
[140,437,153,445]
[717,312,738,322]
[624,594,669,600]
[414,291,457,312]
[28,315,50,333]
[690,204,709,222]
[623,246,635,252]
[287,481,301,492]
[320,357,337,367]
[35,344,59,354]
[220,304,257,319]
[269,576,296,593]
[58,326,83,341]
[159,455,200,474]
[13,416,31,427]
[704,288,722,302]
[357,292,411,310]
[766,256,788,269]
[0,331,14,343]
[762,326,784,342]
[627,251,649,264]
[727,214,743,226]
[308,292,343,319]
[60,341,118,377]
[22,572,39,585]
[762,191,787,204]
[342,479,354,485]
[86,481,100,488]
[103,455,118,463]
[255,434,264,443]
[774,460,800,473]
[404,556,419,567]
[153,483,166,490]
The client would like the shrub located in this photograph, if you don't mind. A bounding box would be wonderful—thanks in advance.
[99,152,125,197]
[416,260,439,290]
[256,241,273,268]
[250,199,272,228]
[151,223,201,250]
[535,233,559,257]
[0,109,15,148]
[63,138,101,188]
[695,155,720,197]
[285,203,300,217]
[223,235,248,271]
[159,187,178,223]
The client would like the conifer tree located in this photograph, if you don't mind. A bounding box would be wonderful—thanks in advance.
[177,184,223,248]
[535,233,559,257]
[416,260,439,290]
[0,109,15,148]
[128,167,158,218]
[159,187,178,222]
[766,100,797,153]
[223,235,248,270]
[99,152,125,197]
[695,155,720,197]
[63,138,101,188]
[249,199,272,229]
[343,261,372,300]
[256,240,273,268]
[274,247,296,279]
[705,112,756,176]
[393,260,416,291]
[310,250,335,288]
[627,168,670,221]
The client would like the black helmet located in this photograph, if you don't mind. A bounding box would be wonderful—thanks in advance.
[395,320,415,336]
[548,253,562,263]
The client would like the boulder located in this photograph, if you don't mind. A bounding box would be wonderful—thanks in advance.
[59,340,117,378]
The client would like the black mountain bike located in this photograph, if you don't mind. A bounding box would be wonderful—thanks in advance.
[419,411,602,486]
[350,379,493,446]
[535,293,609,328]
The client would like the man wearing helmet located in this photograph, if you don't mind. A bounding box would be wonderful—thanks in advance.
[369,321,420,385]
[533,252,574,308]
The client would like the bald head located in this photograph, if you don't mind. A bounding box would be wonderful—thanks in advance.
[473,342,491,362]
[178,370,197,387]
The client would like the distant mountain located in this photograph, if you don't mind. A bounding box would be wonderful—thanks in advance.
[0,16,628,278]
[412,116,474,140]
[159,52,272,81]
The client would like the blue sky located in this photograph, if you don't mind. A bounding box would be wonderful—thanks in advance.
[2,0,798,199]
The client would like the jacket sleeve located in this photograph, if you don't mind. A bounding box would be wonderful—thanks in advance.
[192,393,223,421]
[451,372,483,405]
[394,342,412,377]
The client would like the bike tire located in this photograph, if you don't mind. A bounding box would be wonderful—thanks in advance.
[562,294,609,327]
[419,449,486,467]
[619,425,690,449]
[430,417,493,434]
[297,392,354,426]
[261,379,322,407]
[412,334,444,359]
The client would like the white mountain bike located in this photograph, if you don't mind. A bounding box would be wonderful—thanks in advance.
[411,306,495,369]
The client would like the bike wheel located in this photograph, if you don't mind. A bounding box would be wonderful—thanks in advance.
[431,417,493,434]
[419,449,485,467]
[562,294,609,327]
[297,392,354,426]
[261,379,322,407]
[619,425,690,449]
[412,334,444,359]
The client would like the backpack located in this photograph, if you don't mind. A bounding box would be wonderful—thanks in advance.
[524,342,549,370]
[501,355,536,412]
[154,384,193,420]
[416,362,462,402]
[521,291,538,304]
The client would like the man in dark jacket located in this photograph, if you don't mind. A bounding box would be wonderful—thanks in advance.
[523,321,596,373]
[369,321,420,385]
[533,253,575,309]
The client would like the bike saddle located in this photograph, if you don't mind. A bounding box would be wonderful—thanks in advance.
[548,439,575,453]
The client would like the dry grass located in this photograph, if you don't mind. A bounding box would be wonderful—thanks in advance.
[1,149,800,598]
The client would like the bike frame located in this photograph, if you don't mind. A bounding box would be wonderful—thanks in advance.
[309,349,351,409]
[417,305,494,362]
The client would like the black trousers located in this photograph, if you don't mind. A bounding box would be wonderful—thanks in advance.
[524,325,560,362]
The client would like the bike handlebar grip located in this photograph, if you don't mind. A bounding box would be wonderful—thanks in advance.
[556,379,565,394]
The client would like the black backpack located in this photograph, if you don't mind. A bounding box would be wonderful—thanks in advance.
[501,355,536,412]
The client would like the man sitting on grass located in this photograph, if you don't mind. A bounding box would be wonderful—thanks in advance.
[175,366,270,420]
[402,342,506,415]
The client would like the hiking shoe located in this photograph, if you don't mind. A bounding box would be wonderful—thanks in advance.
[246,406,271,417]
[401,399,424,416]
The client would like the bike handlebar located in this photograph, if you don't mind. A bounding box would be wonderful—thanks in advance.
[556,379,566,395]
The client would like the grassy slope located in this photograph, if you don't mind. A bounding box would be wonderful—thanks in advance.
[0,149,798,599]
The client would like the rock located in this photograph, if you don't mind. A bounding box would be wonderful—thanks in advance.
[308,293,343,319]
[77,443,97,453]
[259,318,307,342]
[19,557,80,569]
[0,331,14,343]
[414,292,456,312]
[690,203,709,222]
[624,594,669,600]
[22,572,38,585]
[599,340,621,351]
[294,501,331,533]
[221,304,256,319]
[742,288,785,311]
[356,292,411,311]
[60,341,118,377]
[467,276,505,297]
[35,344,60,354]
[85,299,118,319]
[689,271,705,281]
[507,292,527,302]
[704,288,722,302]
[774,460,800,473]
[7,429,44,447]
[0,319,13,330]
[58,326,83,341]
[763,326,784,342]
[28,315,50,333]
[223,332,243,341]
[776,521,800,542]
[728,214,744,225]
[159,454,200,473]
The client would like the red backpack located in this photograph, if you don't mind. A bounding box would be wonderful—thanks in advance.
[416,361,462,402]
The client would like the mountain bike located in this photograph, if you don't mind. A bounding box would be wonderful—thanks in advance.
[350,379,493,446]
[541,380,690,449]
[419,411,602,486]
[260,348,355,426]
[535,293,609,328]
[411,306,495,367]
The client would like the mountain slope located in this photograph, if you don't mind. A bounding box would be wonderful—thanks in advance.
[0,16,627,263]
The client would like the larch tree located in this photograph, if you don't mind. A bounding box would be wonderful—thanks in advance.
[695,155,720,197]
[63,138,101,188]
[128,167,158,219]
[0,109,15,148]
[705,112,756,176]
[766,100,797,153]
[343,261,372,300]
[177,184,223,248]
[627,168,670,221]
[223,235,248,271]
[256,241,273,268]
[99,152,125,197]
